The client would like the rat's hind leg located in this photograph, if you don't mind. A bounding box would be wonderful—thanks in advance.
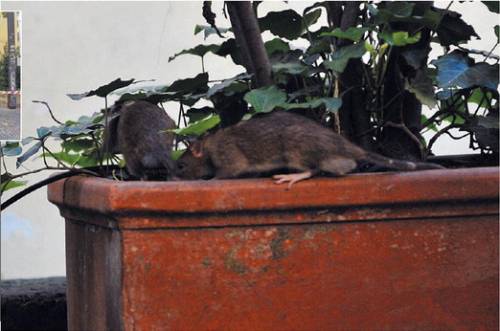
[273,171,315,189]
[320,158,357,176]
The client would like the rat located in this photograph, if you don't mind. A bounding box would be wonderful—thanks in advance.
[175,111,444,187]
[104,100,176,180]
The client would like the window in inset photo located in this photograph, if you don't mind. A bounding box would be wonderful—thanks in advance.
[0,11,21,141]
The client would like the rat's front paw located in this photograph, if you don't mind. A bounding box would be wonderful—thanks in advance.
[272,171,313,189]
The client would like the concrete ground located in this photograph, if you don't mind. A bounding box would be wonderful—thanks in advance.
[0,107,21,141]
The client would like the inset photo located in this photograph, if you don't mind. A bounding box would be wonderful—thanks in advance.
[0,11,21,141]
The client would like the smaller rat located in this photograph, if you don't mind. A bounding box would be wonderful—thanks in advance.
[175,111,444,186]
[104,100,176,180]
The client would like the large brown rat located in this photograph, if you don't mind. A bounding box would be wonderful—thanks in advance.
[175,111,444,186]
[104,100,176,180]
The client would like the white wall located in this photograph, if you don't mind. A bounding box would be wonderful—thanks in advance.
[1,1,497,279]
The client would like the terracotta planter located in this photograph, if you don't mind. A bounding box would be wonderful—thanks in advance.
[48,167,499,331]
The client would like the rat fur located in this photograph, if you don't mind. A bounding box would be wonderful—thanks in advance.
[104,100,176,180]
[175,111,444,186]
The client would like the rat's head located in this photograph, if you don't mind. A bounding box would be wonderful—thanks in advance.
[175,140,215,180]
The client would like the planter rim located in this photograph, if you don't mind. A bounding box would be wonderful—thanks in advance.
[48,167,499,224]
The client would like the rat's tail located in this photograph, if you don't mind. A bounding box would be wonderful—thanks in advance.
[363,151,445,171]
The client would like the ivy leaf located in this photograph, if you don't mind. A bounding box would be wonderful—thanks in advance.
[265,38,291,56]
[282,97,342,113]
[185,107,215,123]
[172,114,221,137]
[67,78,135,100]
[168,44,220,62]
[259,9,322,40]
[61,138,95,153]
[405,70,436,108]
[111,83,167,97]
[434,9,479,46]
[37,127,52,139]
[1,142,22,156]
[16,141,42,168]
[323,43,367,73]
[432,51,499,91]
[0,179,27,193]
[171,149,186,161]
[244,86,287,113]
[215,38,243,65]
[320,27,369,42]
[467,88,493,107]
[421,115,438,132]
[379,31,421,46]
[165,73,209,96]
[43,151,99,167]
[272,61,309,75]
[369,2,415,24]
[194,25,230,39]
[401,47,431,70]
[206,73,251,98]
[464,114,499,152]
[482,1,499,13]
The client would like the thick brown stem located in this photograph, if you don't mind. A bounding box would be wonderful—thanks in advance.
[331,2,372,149]
[226,1,272,87]
[379,2,433,161]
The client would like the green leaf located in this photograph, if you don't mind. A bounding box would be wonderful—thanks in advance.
[61,138,95,152]
[320,27,369,42]
[432,51,499,91]
[171,149,186,161]
[43,151,99,167]
[379,31,421,46]
[421,8,443,30]
[272,62,309,75]
[1,142,22,156]
[495,25,500,43]
[259,9,321,40]
[67,78,135,100]
[16,141,42,168]
[244,86,287,113]
[265,38,291,56]
[215,38,243,65]
[185,107,215,123]
[405,70,436,108]
[194,24,230,39]
[302,8,322,29]
[321,98,343,113]
[43,151,81,167]
[384,1,415,17]
[463,114,499,152]
[172,114,221,137]
[369,2,415,24]
[323,43,367,73]
[111,83,168,97]
[435,9,479,46]
[482,1,500,13]
[168,44,220,62]
[442,114,466,125]
[206,73,251,98]
[282,97,342,113]
[165,73,209,96]
[421,115,438,132]
[1,179,27,193]
[401,47,431,70]
[37,127,52,139]
[467,88,492,107]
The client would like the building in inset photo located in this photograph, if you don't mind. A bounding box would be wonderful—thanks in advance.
[0,11,21,140]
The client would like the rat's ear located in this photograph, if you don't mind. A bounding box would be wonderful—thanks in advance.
[190,140,204,158]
